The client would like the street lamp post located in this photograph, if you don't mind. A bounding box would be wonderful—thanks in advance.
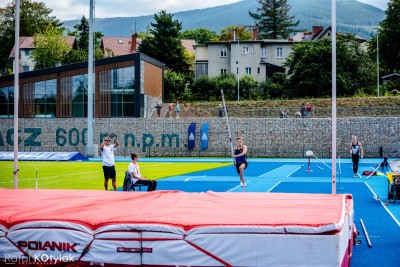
[235,30,240,102]
[377,29,380,97]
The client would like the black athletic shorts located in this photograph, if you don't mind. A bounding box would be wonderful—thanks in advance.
[235,161,248,174]
[103,165,116,180]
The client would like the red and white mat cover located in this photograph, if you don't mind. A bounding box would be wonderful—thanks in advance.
[0,189,355,267]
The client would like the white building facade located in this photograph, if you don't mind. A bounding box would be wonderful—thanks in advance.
[194,39,298,82]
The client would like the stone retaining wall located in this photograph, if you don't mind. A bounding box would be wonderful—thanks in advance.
[1,117,399,158]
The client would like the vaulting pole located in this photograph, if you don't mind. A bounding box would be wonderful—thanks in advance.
[13,0,20,189]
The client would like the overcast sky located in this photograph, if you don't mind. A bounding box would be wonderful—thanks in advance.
[0,0,390,21]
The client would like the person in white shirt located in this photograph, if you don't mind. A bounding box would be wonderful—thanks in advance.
[128,153,157,191]
[100,135,119,190]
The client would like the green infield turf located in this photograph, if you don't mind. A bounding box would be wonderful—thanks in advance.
[0,161,229,190]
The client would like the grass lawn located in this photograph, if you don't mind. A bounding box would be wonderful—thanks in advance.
[0,161,230,190]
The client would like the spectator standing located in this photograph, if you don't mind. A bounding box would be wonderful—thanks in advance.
[218,104,223,117]
[155,103,162,118]
[175,102,180,117]
[305,102,312,118]
[168,104,173,116]
[100,135,119,191]
[300,103,306,118]
[350,135,364,178]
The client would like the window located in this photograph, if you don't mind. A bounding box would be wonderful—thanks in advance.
[245,67,252,75]
[23,66,29,72]
[251,46,255,53]
[71,75,88,117]
[242,46,249,54]
[220,69,227,75]
[220,48,227,57]
[24,50,30,56]
[99,66,135,118]
[261,47,267,58]
[276,47,283,58]
[34,79,56,117]
[0,86,14,118]
[257,67,260,74]
[111,67,135,117]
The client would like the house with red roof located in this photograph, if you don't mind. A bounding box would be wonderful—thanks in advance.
[101,34,195,57]
[9,36,77,73]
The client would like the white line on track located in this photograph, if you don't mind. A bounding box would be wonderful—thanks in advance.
[184,175,206,182]
[258,165,286,177]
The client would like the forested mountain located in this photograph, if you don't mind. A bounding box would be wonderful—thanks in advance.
[62,0,384,40]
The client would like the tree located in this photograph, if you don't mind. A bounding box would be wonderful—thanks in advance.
[249,0,300,39]
[64,16,104,64]
[181,28,218,44]
[369,0,400,74]
[31,25,72,70]
[164,70,189,101]
[0,0,62,75]
[138,10,190,74]
[284,36,376,98]
[240,75,259,99]
[215,73,237,101]
[191,75,218,101]
[219,26,252,41]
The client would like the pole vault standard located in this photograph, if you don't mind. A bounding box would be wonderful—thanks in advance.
[305,150,313,172]
[221,90,235,164]
[306,151,339,174]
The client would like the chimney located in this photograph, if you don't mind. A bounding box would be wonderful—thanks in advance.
[252,28,259,40]
[312,26,324,36]
[131,34,138,52]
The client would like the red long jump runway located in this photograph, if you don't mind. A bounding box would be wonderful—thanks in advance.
[0,189,356,267]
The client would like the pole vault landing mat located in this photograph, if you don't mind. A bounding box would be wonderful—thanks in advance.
[0,189,355,267]
[0,151,88,161]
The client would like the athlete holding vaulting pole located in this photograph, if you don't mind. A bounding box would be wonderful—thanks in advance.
[221,90,247,188]
[234,136,248,187]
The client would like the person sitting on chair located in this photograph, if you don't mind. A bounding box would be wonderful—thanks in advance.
[128,153,157,191]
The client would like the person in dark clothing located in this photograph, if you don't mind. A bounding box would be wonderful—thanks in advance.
[128,153,157,191]
[155,103,162,117]
[350,135,364,178]
[234,136,248,187]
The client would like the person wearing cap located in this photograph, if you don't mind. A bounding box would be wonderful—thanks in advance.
[233,136,248,187]
[100,135,119,190]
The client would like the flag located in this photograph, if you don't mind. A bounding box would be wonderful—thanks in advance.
[188,123,196,150]
[200,123,209,150]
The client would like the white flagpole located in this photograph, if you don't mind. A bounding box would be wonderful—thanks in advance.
[13,0,20,189]
[331,0,337,194]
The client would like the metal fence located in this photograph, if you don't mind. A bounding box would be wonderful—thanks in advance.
[166,105,400,119]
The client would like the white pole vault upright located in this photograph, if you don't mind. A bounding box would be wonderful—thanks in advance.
[87,0,94,157]
[331,0,337,194]
[13,0,21,189]
[221,90,235,164]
